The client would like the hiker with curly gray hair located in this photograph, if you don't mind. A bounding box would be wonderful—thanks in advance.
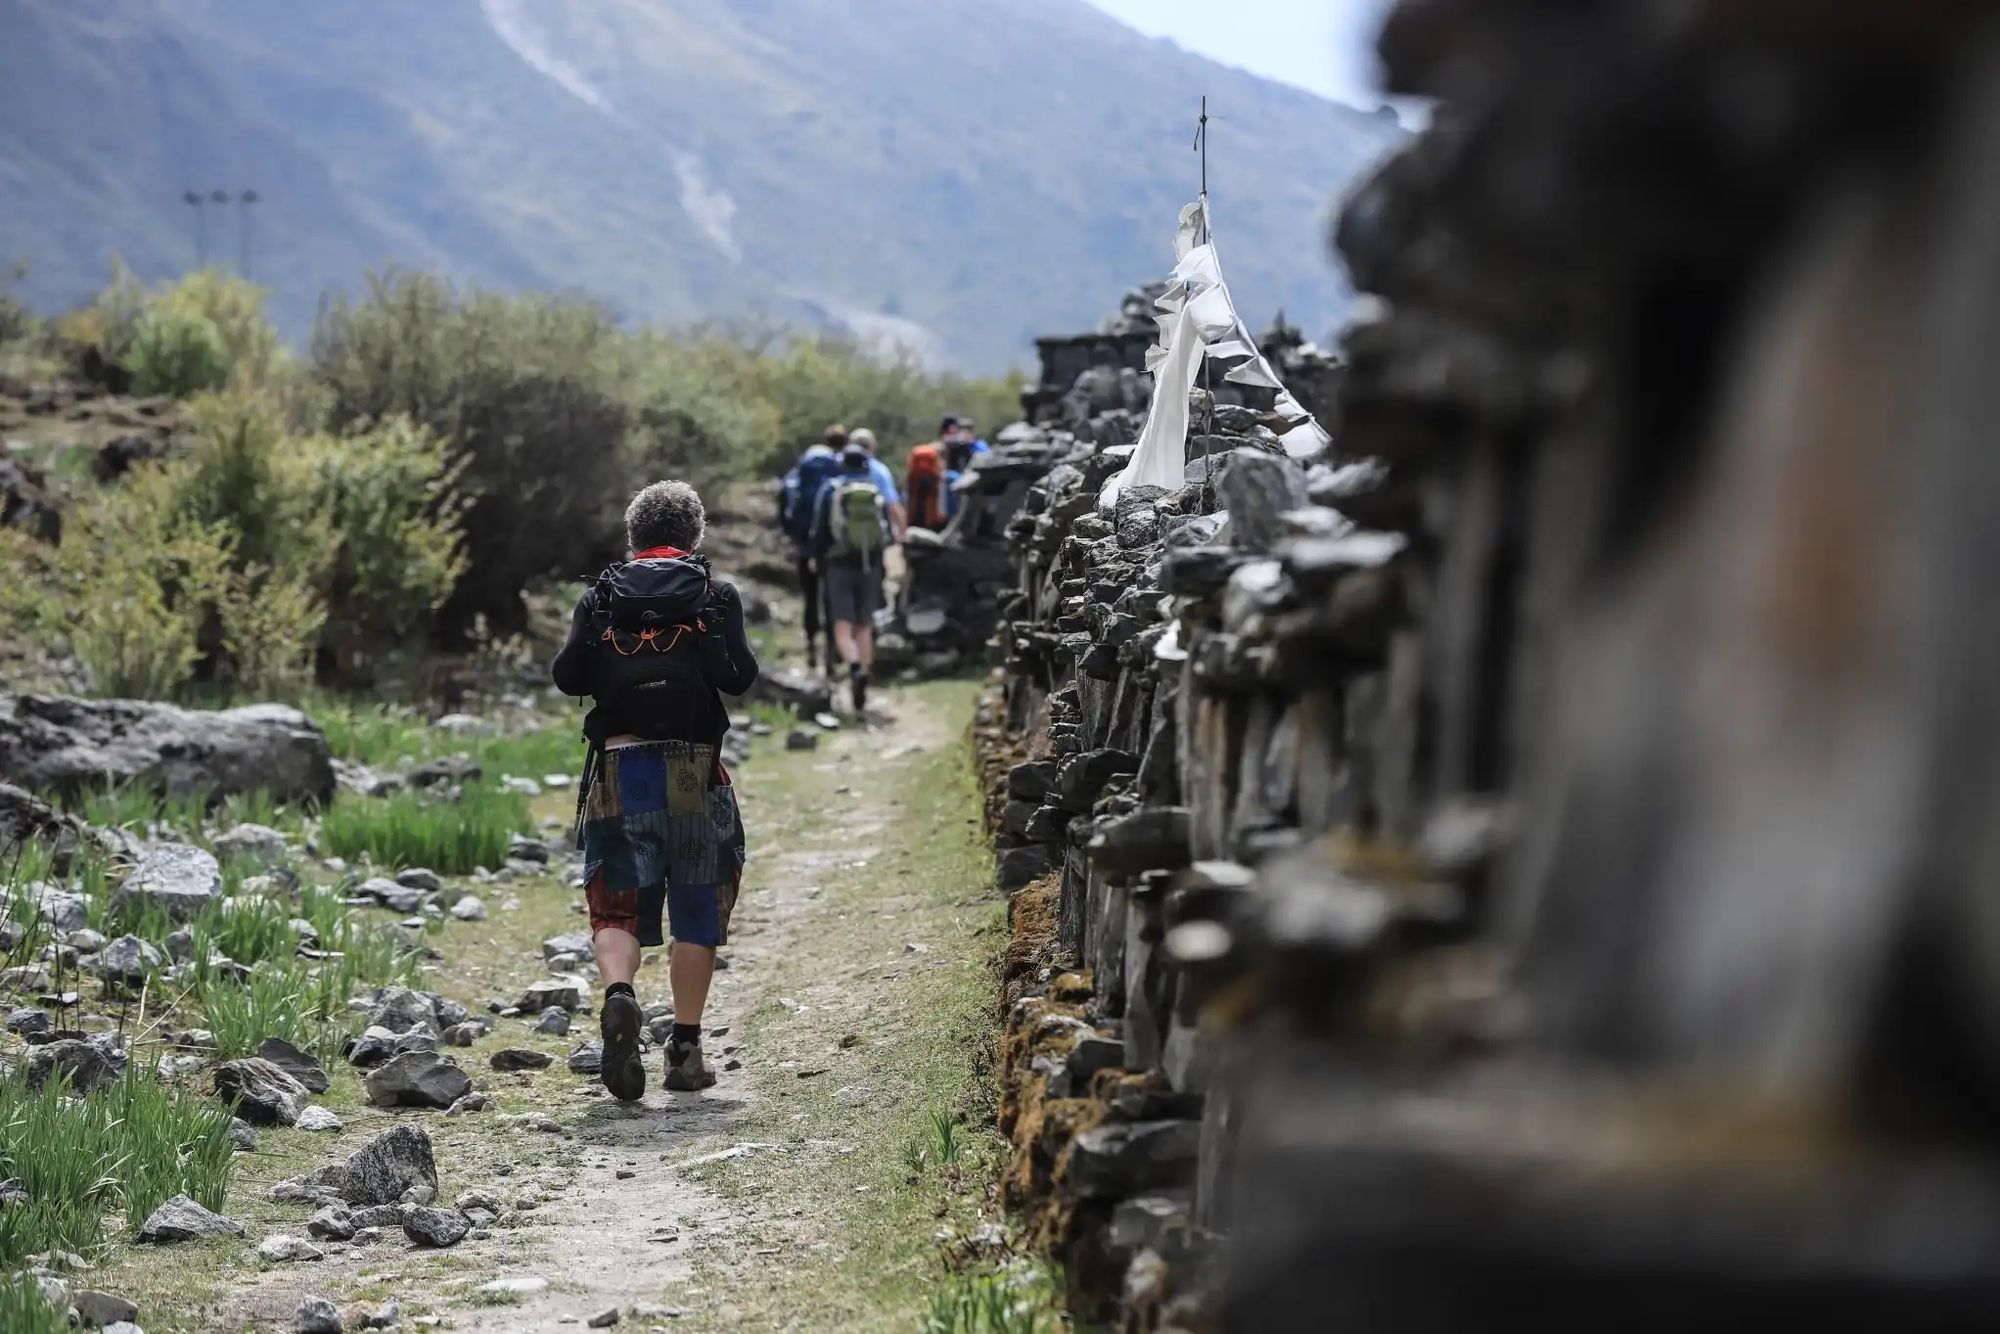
[551,479,758,1098]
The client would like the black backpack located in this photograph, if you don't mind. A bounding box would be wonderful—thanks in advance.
[585,556,712,712]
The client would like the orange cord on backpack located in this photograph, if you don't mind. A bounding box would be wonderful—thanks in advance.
[602,619,706,655]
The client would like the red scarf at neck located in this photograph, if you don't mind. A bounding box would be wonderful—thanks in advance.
[631,544,689,561]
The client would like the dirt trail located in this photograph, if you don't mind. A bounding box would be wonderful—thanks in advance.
[200,682,983,1332]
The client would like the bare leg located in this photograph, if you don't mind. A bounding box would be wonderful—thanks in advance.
[854,625,875,671]
[669,942,716,1027]
[593,927,641,989]
[831,619,859,667]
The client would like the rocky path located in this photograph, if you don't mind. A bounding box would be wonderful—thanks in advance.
[109,679,999,1332]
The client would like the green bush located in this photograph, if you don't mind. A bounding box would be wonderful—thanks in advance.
[125,303,229,398]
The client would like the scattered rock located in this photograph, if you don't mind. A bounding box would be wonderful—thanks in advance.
[358,878,423,914]
[567,1040,603,1073]
[449,894,486,921]
[229,1119,260,1152]
[588,1310,621,1328]
[515,979,582,1014]
[139,1194,243,1242]
[442,1021,484,1046]
[306,1205,356,1241]
[785,729,819,751]
[257,1233,324,1263]
[6,1006,51,1036]
[340,1125,438,1207]
[98,933,165,988]
[445,1092,489,1115]
[401,1206,470,1248]
[73,1290,140,1328]
[213,823,290,866]
[26,1037,121,1092]
[393,867,443,893]
[534,1008,572,1037]
[490,1048,554,1072]
[292,1295,344,1333]
[364,1052,471,1109]
[111,842,223,922]
[256,1036,331,1093]
[477,1277,548,1297]
[213,1058,312,1126]
[541,932,594,961]
[295,1106,344,1133]
[365,987,440,1035]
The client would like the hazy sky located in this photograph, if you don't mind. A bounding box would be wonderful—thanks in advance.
[1083,0,1400,109]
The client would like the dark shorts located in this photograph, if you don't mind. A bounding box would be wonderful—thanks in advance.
[823,560,884,624]
[581,742,745,948]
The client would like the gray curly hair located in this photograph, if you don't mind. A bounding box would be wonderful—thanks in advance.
[624,480,706,553]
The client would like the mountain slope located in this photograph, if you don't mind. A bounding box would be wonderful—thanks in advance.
[1,0,1406,369]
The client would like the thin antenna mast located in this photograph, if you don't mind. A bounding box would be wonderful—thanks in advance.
[1194,97,1216,506]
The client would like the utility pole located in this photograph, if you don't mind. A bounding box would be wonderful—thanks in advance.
[183,190,206,266]
[237,189,260,279]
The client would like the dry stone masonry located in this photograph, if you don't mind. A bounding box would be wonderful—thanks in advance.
[976,4,2000,1328]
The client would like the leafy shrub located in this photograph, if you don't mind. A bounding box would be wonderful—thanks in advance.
[152,270,284,390]
[124,303,229,397]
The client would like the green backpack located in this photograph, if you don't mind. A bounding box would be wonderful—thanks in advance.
[827,479,889,563]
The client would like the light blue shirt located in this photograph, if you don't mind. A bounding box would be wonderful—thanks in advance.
[865,456,901,505]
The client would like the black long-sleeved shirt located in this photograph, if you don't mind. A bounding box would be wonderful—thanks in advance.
[550,578,759,748]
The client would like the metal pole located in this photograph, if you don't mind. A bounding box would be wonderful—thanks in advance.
[238,189,259,279]
[184,191,205,266]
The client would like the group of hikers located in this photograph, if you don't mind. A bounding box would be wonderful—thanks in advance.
[775,414,988,712]
[548,414,984,1100]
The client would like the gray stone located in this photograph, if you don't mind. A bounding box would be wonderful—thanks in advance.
[113,843,221,922]
[0,694,334,805]
[445,1092,489,1115]
[516,979,582,1014]
[347,1204,404,1230]
[164,926,194,961]
[1215,450,1310,550]
[26,1037,121,1092]
[6,1006,51,1035]
[39,890,91,933]
[257,1233,324,1262]
[295,1106,343,1133]
[365,987,439,1035]
[449,895,486,922]
[490,1048,554,1072]
[73,1290,140,1328]
[291,1295,343,1333]
[1007,760,1060,801]
[358,878,423,914]
[65,925,107,953]
[507,835,550,864]
[306,1205,355,1240]
[1064,1120,1200,1197]
[0,780,123,877]
[998,845,1054,890]
[394,867,443,893]
[256,1036,331,1093]
[567,1040,603,1073]
[534,1008,572,1036]
[139,1194,243,1242]
[213,1058,311,1125]
[401,1205,470,1248]
[364,1052,471,1109]
[230,1118,260,1152]
[345,1027,399,1069]
[784,729,818,751]
[442,1021,484,1047]
[588,1309,621,1328]
[213,823,290,867]
[541,932,594,961]
[341,1126,438,1207]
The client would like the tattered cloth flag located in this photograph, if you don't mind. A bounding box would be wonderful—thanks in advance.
[1106,196,1333,509]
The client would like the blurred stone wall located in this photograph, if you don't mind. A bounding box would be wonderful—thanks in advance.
[975,4,2000,1330]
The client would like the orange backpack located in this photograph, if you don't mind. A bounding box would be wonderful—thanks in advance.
[906,443,949,529]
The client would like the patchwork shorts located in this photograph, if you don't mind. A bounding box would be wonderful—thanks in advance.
[581,741,745,948]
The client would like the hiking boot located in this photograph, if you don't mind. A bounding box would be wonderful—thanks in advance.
[663,1035,716,1092]
[599,991,646,1102]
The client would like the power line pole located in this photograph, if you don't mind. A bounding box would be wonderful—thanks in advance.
[183,190,207,266]
[237,189,260,279]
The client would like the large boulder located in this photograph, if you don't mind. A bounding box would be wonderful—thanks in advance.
[26,1037,123,1092]
[0,693,335,805]
[256,1036,330,1093]
[364,1052,471,1109]
[112,843,222,922]
[213,1057,312,1126]
[341,1125,438,1206]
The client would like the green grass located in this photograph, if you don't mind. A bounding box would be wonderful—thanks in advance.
[920,1268,1063,1334]
[319,784,528,875]
[0,1063,235,1268]
[0,1276,72,1334]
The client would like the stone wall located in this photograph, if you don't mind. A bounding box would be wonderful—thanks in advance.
[977,4,2000,1329]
